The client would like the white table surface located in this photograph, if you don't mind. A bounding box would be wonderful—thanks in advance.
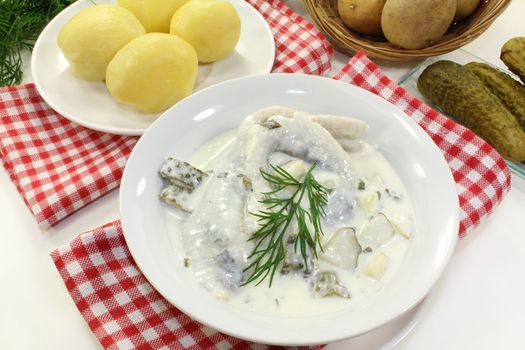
[2,1,525,349]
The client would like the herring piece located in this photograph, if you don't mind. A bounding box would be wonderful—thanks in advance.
[237,107,364,226]
[245,106,368,152]
[159,159,253,298]
[358,213,395,249]
[159,157,207,190]
[239,109,359,180]
[312,271,351,298]
[180,171,252,298]
[362,253,389,280]
[310,114,368,152]
[321,227,362,270]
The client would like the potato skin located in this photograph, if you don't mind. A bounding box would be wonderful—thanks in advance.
[381,0,456,49]
[455,0,480,19]
[417,60,525,162]
[337,0,386,36]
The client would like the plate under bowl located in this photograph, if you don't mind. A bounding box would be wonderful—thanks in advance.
[120,73,459,345]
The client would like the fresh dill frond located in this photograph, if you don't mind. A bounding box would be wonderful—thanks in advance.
[242,163,331,287]
[0,0,76,86]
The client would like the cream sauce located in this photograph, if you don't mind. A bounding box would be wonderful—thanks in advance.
[164,114,414,316]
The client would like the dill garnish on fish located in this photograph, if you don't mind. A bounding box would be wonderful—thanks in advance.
[242,163,331,287]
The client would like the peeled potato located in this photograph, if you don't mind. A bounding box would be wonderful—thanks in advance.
[455,0,480,19]
[170,0,241,63]
[57,5,145,81]
[117,0,189,33]
[337,0,386,36]
[106,33,198,113]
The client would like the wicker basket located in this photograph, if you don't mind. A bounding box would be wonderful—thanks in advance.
[303,0,511,61]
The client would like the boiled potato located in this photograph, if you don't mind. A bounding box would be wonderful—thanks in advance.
[455,0,480,19]
[337,0,386,36]
[381,0,456,49]
[58,5,145,81]
[170,0,241,63]
[106,33,198,113]
[362,253,389,280]
[117,0,189,33]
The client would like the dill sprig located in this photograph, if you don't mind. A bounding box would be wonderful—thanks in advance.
[0,0,76,86]
[242,163,331,287]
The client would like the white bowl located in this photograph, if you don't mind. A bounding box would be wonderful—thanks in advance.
[120,73,459,345]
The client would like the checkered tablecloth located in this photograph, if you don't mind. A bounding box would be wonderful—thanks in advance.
[49,52,511,350]
[249,0,332,75]
[0,0,333,229]
[51,220,325,350]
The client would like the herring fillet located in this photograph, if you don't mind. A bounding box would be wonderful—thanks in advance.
[160,106,369,299]
[159,160,251,299]
[237,107,367,228]
[180,172,252,299]
[238,106,367,189]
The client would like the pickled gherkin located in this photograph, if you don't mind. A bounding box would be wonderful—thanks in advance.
[417,60,525,162]
[466,62,525,131]
[501,37,525,84]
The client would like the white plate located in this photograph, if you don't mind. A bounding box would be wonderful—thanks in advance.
[120,74,459,345]
[31,0,275,136]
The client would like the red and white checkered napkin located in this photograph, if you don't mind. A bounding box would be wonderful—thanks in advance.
[51,221,325,350]
[336,51,511,237]
[245,0,333,75]
[49,52,512,350]
[0,0,333,229]
[0,84,137,228]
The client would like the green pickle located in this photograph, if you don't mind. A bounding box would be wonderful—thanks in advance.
[466,62,525,131]
[417,60,525,162]
[501,37,525,84]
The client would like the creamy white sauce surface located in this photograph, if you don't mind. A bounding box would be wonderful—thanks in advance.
[163,110,415,317]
